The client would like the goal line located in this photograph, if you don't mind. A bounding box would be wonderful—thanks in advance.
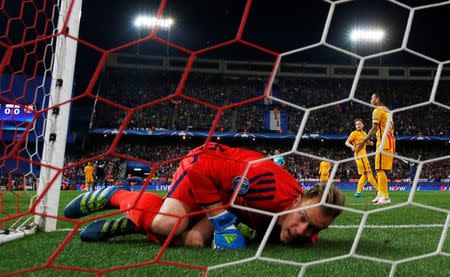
[54,224,445,233]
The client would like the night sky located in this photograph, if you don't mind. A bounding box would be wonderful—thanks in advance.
[77,0,450,62]
[2,0,450,96]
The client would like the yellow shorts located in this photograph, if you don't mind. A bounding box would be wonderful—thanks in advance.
[85,176,94,183]
[320,175,329,182]
[355,157,372,175]
[375,148,394,171]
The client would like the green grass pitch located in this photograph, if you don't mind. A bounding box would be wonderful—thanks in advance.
[1,190,449,276]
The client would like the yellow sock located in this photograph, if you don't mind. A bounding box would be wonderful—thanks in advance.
[377,170,389,198]
[367,173,379,192]
[357,175,367,193]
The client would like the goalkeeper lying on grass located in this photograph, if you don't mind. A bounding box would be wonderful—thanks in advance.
[65,143,345,249]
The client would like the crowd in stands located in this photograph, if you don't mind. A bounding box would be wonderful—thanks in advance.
[2,142,448,190]
[91,70,448,137]
[3,70,449,190]
[55,142,449,189]
[0,174,35,190]
[62,145,123,189]
[58,143,191,189]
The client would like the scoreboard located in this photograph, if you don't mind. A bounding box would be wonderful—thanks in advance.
[0,104,34,130]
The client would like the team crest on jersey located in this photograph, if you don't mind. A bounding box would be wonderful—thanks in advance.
[232,176,250,195]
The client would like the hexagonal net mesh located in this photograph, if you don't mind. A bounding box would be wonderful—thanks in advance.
[0,0,61,232]
[0,0,449,276]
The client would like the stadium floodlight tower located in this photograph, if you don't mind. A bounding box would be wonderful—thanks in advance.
[134,15,174,55]
[349,27,386,65]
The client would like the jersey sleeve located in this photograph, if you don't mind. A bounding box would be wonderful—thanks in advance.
[347,132,355,144]
[372,109,380,125]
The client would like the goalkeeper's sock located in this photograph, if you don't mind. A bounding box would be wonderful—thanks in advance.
[209,211,246,250]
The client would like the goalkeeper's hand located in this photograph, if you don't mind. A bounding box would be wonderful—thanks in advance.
[209,211,247,250]
[236,222,257,241]
[211,222,256,250]
[212,229,246,250]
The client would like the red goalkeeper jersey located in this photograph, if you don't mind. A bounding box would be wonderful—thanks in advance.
[166,143,303,231]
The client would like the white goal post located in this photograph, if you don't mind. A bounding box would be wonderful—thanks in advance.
[33,0,82,232]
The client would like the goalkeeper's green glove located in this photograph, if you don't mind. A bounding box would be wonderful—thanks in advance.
[236,222,257,241]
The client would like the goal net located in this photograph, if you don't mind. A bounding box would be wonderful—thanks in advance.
[0,0,449,276]
[1,0,80,238]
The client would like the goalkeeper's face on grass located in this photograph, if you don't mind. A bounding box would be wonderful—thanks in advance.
[279,197,333,244]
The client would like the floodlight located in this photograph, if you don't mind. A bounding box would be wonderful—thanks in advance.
[350,28,385,43]
[134,16,174,29]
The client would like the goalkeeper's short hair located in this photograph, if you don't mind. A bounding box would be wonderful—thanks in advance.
[303,183,345,219]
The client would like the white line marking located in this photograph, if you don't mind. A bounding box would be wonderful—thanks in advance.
[56,224,445,232]
[58,228,80,232]
[330,224,445,229]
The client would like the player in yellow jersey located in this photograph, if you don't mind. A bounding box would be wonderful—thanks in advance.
[345,119,379,198]
[84,162,95,192]
[319,161,331,182]
[356,93,396,205]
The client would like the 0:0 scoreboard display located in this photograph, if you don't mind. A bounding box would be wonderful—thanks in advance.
[0,104,34,123]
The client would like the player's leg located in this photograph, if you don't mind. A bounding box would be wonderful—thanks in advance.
[81,191,164,242]
[354,159,366,197]
[80,216,137,242]
[319,174,328,183]
[362,157,378,190]
[368,170,381,203]
[374,150,393,205]
[375,170,390,203]
[355,174,366,197]
[89,179,94,192]
[366,172,378,191]
[360,156,380,202]
[64,182,132,218]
